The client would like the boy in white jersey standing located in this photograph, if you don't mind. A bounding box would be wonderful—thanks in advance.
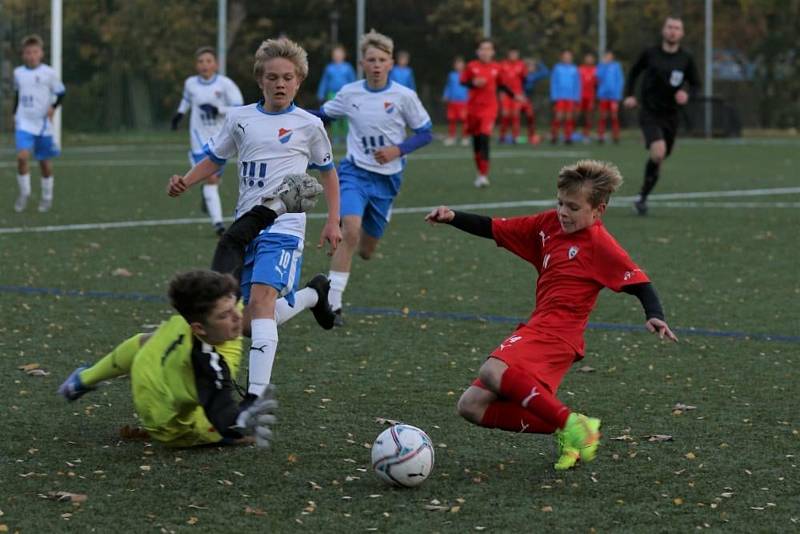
[167,38,341,400]
[315,30,433,325]
[172,46,244,236]
[13,34,65,213]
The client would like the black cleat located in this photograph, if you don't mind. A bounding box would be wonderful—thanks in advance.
[214,222,226,237]
[633,199,648,216]
[305,274,336,330]
[333,309,344,328]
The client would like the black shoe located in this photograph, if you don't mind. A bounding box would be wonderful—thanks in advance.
[214,222,226,237]
[633,198,648,216]
[305,274,336,330]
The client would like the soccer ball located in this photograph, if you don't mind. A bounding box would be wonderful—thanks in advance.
[371,424,435,487]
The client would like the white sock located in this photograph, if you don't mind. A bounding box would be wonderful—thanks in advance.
[274,287,318,326]
[41,176,54,201]
[17,174,31,196]
[203,184,223,225]
[328,270,350,311]
[248,318,278,396]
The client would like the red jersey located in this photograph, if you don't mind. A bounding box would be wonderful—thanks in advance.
[492,210,649,355]
[499,59,527,95]
[461,60,502,116]
[579,64,597,100]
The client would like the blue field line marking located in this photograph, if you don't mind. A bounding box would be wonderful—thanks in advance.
[1,285,798,344]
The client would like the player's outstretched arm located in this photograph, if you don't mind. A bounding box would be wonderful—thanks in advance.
[426,208,494,239]
[167,158,221,197]
[623,282,678,342]
[317,168,342,255]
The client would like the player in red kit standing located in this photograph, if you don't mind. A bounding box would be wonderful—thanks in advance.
[578,53,597,141]
[498,48,527,144]
[426,159,677,470]
[461,39,522,188]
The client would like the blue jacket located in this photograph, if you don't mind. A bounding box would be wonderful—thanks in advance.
[442,70,468,102]
[596,60,624,100]
[317,61,357,101]
[524,63,550,93]
[549,63,580,101]
[389,65,416,90]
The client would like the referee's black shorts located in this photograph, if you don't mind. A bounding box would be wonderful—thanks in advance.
[639,109,678,155]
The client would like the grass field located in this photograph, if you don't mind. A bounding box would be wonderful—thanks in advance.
[0,131,798,532]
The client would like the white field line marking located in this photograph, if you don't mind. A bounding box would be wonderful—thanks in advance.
[1,187,798,235]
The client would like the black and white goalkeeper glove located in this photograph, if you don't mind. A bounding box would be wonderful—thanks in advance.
[235,385,278,448]
[262,173,324,216]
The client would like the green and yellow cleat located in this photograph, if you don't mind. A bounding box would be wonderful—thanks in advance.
[554,413,601,470]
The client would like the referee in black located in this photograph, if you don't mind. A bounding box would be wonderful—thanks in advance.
[624,16,700,215]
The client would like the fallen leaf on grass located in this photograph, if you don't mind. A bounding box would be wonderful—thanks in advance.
[576,365,595,373]
[244,506,266,516]
[610,435,634,442]
[112,268,133,277]
[0,524,8,532]
[47,492,88,504]
[685,452,697,460]
[541,505,553,512]
[672,403,697,415]
[18,363,49,376]
[26,369,50,377]
[18,363,41,372]
[187,516,198,525]
[643,434,673,442]
[374,417,402,426]
[424,505,450,512]
[120,426,150,440]
[308,481,322,490]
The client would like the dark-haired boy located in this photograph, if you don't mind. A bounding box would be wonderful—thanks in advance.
[426,160,677,469]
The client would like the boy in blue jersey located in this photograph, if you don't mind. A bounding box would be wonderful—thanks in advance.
[167,37,342,399]
[596,51,624,143]
[523,58,549,145]
[389,50,416,90]
[314,30,433,326]
[442,56,469,146]
[13,35,65,213]
[549,50,580,144]
[317,45,357,145]
[172,47,244,236]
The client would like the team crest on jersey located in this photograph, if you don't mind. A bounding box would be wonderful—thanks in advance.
[669,70,684,87]
[568,246,579,259]
[278,128,293,144]
[214,90,222,98]
[384,101,395,114]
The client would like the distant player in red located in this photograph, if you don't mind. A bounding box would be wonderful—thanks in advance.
[425,159,677,470]
[578,53,597,139]
[498,48,527,144]
[461,39,522,188]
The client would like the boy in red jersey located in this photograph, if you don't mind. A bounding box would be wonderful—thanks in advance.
[461,39,522,188]
[425,160,677,470]
[578,53,598,140]
[498,48,527,144]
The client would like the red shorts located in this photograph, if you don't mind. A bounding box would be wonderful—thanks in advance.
[472,325,580,394]
[466,112,497,136]
[553,100,575,113]
[599,100,619,113]
[500,94,522,115]
[580,98,595,112]
[446,101,468,122]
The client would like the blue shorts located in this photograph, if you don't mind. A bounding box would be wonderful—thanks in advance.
[338,158,403,239]
[190,151,225,177]
[240,232,303,306]
[15,130,60,160]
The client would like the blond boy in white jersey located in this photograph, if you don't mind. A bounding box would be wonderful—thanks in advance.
[172,47,244,236]
[13,34,65,213]
[167,38,341,399]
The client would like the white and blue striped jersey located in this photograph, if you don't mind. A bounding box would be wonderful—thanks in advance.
[177,74,243,156]
[13,64,65,136]
[322,80,431,175]
[204,102,334,239]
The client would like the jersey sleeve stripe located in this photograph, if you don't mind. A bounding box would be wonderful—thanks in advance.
[203,143,227,165]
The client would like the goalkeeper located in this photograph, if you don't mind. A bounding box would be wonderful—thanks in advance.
[57,175,323,448]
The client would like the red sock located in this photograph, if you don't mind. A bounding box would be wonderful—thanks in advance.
[461,122,468,138]
[448,120,456,138]
[477,155,489,175]
[611,115,620,140]
[498,366,570,429]
[499,116,509,139]
[511,115,521,139]
[565,119,574,139]
[551,118,559,140]
[597,114,606,138]
[480,400,557,433]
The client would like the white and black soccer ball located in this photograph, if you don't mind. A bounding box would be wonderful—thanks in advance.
[371,424,434,488]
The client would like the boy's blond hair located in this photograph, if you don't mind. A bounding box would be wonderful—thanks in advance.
[21,34,44,49]
[359,29,393,57]
[253,37,309,81]
[557,160,623,207]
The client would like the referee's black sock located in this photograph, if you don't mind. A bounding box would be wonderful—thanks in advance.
[640,159,661,200]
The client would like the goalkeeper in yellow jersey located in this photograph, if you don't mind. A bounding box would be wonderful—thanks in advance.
[57,174,325,448]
